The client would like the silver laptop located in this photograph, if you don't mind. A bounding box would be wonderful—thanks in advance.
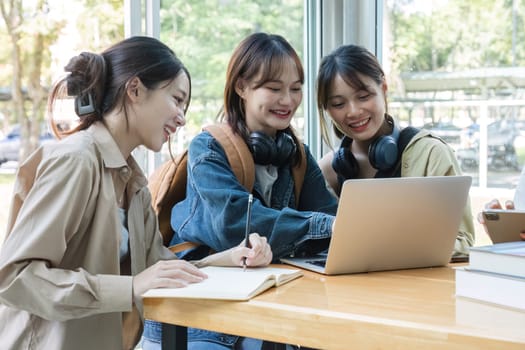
[280,176,472,275]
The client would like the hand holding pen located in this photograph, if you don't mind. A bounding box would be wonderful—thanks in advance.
[190,194,271,268]
[243,194,253,271]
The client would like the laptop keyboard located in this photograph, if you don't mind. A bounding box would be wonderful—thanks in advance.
[306,259,326,268]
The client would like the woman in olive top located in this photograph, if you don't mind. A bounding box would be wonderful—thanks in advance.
[316,44,475,259]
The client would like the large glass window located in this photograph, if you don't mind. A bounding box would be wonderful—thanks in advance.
[4,0,522,244]
[384,0,525,246]
[158,0,305,158]
[383,0,525,190]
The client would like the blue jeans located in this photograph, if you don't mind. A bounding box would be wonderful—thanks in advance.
[139,335,264,350]
[141,320,303,349]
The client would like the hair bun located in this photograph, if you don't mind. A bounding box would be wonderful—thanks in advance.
[65,52,102,97]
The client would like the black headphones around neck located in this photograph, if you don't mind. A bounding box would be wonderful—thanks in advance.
[331,115,400,180]
[248,131,297,167]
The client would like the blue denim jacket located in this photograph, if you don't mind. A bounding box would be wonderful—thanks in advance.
[171,130,337,259]
[143,130,337,347]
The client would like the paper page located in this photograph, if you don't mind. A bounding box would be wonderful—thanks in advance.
[142,266,302,300]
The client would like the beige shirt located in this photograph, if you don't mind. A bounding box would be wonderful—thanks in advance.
[401,129,476,256]
[0,122,173,350]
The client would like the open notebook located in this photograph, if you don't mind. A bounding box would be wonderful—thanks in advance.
[142,266,303,301]
[281,176,471,275]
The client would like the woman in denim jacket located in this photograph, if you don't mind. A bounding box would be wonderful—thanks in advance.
[142,32,337,350]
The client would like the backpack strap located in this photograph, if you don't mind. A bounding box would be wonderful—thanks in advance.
[291,140,307,206]
[204,123,255,192]
[398,126,420,155]
[169,241,201,254]
[148,150,189,246]
[389,126,420,178]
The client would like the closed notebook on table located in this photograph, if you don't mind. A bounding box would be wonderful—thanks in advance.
[142,266,303,301]
[456,293,525,333]
[455,267,525,311]
[467,241,525,278]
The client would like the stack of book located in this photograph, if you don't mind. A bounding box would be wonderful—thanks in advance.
[455,241,525,311]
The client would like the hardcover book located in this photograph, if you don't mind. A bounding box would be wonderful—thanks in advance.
[468,241,525,278]
[456,297,525,335]
[455,267,525,311]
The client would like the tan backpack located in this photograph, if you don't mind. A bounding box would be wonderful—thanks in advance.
[148,123,306,249]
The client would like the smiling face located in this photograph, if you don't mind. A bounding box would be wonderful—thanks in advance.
[238,58,303,137]
[130,71,190,152]
[325,73,387,144]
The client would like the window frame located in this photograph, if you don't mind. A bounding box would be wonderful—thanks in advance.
[125,0,384,169]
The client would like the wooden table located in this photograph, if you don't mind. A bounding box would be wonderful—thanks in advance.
[143,265,525,349]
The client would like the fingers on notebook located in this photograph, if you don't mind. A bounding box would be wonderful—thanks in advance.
[153,260,207,284]
[133,260,208,298]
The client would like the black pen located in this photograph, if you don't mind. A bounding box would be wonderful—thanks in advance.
[243,193,253,271]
